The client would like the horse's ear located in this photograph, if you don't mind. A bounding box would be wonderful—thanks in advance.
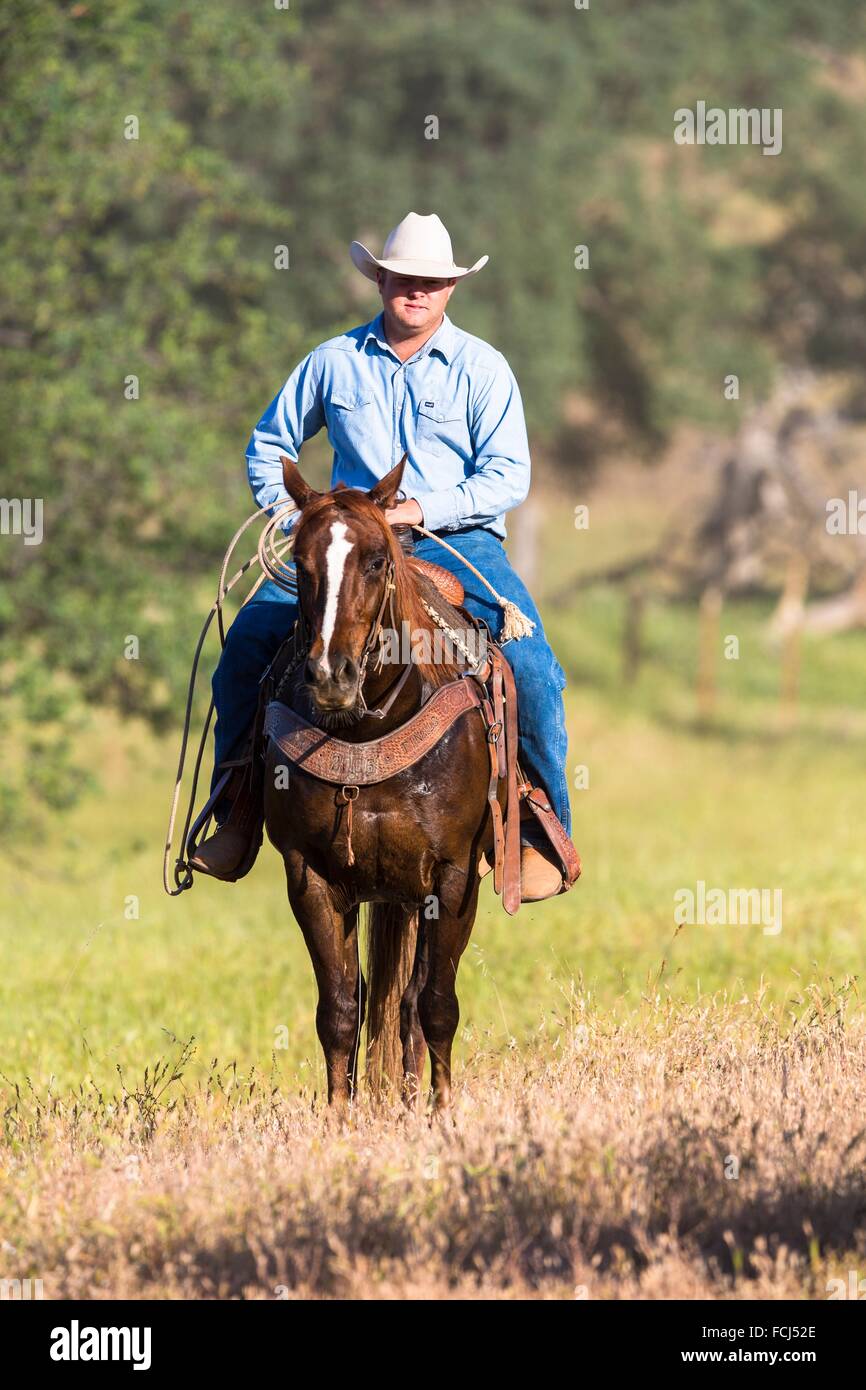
[280,455,321,510]
[368,453,408,510]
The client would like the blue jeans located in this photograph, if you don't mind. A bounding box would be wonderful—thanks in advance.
[211,527,571,842]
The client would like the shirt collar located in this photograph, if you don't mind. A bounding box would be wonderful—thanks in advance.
[364,311,454,364]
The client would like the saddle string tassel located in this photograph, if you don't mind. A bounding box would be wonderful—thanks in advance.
[499,598,536,642]
[409,524,536,642]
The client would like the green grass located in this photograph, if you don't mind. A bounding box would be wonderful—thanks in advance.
[2,571,864,1098]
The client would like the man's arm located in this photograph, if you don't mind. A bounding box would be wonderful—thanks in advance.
[414,359,531,533]
[246,352,325,530]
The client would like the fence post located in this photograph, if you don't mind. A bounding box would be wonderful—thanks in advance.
[697,585,722,723]
[780,552,809,728]
[622,584,645,685]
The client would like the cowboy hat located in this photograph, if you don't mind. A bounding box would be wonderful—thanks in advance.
[350,211,488,282]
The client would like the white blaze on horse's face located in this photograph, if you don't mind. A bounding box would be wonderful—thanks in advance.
[319,519,355,677]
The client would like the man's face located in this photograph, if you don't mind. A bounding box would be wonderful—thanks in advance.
[377,270,456,334]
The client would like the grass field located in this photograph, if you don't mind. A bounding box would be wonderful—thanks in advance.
[1,476,865,1298]
[2,544,864,1093]
[2,994,863,1300]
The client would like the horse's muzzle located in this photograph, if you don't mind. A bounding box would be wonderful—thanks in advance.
[305,653,360,711]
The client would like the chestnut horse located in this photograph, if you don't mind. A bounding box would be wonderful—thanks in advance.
[264,455,496,1112]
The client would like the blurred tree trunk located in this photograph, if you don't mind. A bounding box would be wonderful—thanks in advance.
[697,585,723,723]
[511,492,541,590]
[622,585,645,685]
[779,552,809,728]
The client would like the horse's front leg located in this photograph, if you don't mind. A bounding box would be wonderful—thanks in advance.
[418,885,478,1112]
[283,855,364,1111]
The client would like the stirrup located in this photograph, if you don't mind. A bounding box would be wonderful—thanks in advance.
[184,769,233,865]
[518,781,581,892]
[185,761,264,884]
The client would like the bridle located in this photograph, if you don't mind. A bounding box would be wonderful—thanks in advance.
[277,552,417,724]
[354,555,411,721]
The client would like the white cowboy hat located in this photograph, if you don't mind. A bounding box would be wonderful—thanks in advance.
[350,211,488,282]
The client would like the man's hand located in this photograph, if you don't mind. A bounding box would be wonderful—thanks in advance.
[384,497,424,528]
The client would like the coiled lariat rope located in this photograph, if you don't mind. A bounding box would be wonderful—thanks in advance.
[163,496,535,896]
[162,500,298,895]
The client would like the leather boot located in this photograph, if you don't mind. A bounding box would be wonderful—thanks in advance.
[189,764,263,882]
[190,823,255,878]
[520,844,564,902]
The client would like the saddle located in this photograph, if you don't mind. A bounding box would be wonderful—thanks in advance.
[261,642,580,914]
[185,562,580,913]
[409,556,465,608]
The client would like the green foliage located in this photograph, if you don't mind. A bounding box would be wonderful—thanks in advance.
[1,0,864,823]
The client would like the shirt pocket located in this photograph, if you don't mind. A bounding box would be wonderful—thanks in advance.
[327,389,374,456]
[415,397,467,458]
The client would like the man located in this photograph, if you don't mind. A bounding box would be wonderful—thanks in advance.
[193,211,571,900]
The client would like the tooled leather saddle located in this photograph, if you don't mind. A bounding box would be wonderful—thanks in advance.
[187,560,580,912]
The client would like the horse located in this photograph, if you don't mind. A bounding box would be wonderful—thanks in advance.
[263,454,500,1113]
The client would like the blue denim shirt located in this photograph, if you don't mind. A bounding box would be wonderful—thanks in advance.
[246,311,530,538]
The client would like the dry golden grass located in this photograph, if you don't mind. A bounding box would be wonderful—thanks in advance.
[2,983,864,1301]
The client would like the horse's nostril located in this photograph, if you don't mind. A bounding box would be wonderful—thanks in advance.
[331,655,356,685]
[306,655,356,688]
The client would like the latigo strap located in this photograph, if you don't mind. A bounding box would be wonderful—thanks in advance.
[490,645,521,915]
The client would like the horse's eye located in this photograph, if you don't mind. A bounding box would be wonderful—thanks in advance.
[367,556,386,575]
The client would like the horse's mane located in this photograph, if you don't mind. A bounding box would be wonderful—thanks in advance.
[295,489,458,690]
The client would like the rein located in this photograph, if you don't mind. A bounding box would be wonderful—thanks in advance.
[352,557,402,720]
[272,556,412,725]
